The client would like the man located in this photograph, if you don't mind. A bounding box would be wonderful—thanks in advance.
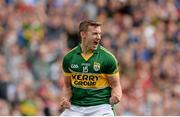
[60,20,122,116]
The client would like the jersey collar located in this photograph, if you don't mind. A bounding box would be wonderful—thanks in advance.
[76,43,100,54]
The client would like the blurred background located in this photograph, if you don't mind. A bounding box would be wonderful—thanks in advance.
[0,0,179,116]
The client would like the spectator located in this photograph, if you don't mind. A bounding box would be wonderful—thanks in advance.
[0,0,179,116]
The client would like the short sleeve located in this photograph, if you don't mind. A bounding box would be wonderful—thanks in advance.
[62,55,71,76]
[106,57,119,74]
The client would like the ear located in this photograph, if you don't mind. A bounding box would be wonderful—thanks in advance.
[80,31,86,39]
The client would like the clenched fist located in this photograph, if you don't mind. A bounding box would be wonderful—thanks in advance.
[109,95,121,105]
[59,97,71,111]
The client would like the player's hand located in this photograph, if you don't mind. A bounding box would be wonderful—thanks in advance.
[109,95,121,105]
[59,97,71,110]
[109,89,122,105]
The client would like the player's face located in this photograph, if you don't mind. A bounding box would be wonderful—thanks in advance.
[84,26,101,51]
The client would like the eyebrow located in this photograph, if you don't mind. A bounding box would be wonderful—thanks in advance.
[92,31,101,34]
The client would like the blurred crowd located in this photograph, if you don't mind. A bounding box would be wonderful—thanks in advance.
[0,0,179,116]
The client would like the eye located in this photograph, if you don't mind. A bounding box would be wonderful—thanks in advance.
[93,32,101,36]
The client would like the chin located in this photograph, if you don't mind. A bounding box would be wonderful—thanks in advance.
[92,46,98,50]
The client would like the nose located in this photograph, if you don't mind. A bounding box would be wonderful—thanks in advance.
[97,34,101,40]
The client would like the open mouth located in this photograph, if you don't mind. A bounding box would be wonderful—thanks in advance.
[93,41,98,45]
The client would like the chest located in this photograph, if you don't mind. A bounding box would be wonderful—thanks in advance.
[68,54,104,73]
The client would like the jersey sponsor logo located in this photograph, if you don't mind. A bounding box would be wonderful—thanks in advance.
[71,73,109,89]
[71,64,79,68]
[93,62,100,71]
[72,74,99,81]
[72,74,99,86]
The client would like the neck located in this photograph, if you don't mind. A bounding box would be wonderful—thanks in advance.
[80,43,93,54]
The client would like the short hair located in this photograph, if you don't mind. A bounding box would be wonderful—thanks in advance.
[79,20,101,33]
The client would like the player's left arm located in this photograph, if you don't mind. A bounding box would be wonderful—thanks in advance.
[107,72,122,105]
[105,54,122,105]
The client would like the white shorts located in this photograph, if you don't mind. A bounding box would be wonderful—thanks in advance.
[60,104,114,116]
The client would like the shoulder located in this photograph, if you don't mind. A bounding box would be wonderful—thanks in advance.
[98,45,119,74]
[63,46,78,60]
[99,45,117,62]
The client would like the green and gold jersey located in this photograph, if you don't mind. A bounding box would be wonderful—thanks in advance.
[62,44,119,106]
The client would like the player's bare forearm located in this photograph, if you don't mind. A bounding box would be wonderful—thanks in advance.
[59,76,72,110]
[62,86,72,100]
[110,85,122,104]
[107,73,122,105]
[63,76,72,99]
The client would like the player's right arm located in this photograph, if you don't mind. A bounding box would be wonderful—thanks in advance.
[60,75,71,109]
[60,54,72,110]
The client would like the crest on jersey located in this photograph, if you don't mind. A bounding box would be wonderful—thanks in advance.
[93,62,100,71]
